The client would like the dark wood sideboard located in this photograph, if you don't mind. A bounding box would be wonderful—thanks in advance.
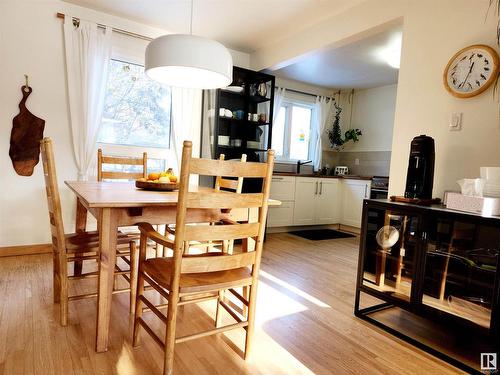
[355,199,500,374]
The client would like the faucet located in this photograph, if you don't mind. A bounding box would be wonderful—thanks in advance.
[296,159,312,174]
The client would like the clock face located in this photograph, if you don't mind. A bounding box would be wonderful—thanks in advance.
[444,45,499,98]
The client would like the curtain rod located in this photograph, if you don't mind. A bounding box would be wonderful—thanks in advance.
[56,12,153,42]
[277,86,344,100]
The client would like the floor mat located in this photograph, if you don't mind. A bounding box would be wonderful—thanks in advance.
[289,229,356,241]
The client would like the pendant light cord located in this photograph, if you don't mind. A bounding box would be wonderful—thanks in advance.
[189,0,193,35]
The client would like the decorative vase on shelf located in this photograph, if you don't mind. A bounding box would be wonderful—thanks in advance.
[257,83,267,97]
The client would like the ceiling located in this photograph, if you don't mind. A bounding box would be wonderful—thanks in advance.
[273,24,402,89]
[63,0,366,52]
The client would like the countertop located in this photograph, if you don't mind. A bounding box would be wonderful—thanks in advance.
[272,172,373,181]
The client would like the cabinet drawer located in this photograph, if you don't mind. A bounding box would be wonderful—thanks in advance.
[267,201,295,227]
[270,176,296,201]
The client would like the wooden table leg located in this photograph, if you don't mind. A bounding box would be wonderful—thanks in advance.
[96,208,118,352]
[74,199,88,276]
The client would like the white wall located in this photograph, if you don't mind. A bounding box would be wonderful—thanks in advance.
[0,0,249,247]
[389,0,499,198]
[275,77,334,97]
[252,0,498,199]
[347,84,397,152]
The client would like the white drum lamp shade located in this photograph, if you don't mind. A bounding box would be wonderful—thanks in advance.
[145,34,233,89]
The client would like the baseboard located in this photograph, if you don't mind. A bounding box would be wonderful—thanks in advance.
[267,223,360,235]
[267,224,340,233]
[339,224,360,235]
[0,243,52,257]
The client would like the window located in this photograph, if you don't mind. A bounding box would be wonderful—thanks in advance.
[99,59,172,149]
[272,101,313,161]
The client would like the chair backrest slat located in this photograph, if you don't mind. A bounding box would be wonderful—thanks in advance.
[186,192,264,209]
[214,154,246,193]
[40,138,67,258]
[183,222,260,242]
[181,252,256,273]
[189,158,267,178]
[97,148,148,181]
[169,141,274,282]
[217,178,239,191]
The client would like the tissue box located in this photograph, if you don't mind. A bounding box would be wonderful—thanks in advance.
[446,192,500,216]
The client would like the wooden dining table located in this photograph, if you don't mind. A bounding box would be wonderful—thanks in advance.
[65,180,280,352]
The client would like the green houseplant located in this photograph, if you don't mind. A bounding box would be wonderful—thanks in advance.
[326,102,362,150]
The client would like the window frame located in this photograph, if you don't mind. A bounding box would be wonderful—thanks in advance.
[97,46,173,163]
[273,99,314,163]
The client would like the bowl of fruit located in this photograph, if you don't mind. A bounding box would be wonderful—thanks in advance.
[135,169,179,191]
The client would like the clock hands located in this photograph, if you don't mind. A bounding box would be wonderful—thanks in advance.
[459,60,475,89]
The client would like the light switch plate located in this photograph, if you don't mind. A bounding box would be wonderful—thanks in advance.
[355,158,360,165]
[449,112,462,131]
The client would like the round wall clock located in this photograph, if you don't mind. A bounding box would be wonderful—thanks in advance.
[443,44,499,98]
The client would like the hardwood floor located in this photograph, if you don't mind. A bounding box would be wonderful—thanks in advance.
[0,233,463,374]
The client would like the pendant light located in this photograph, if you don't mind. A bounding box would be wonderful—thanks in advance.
[145,0,233,89]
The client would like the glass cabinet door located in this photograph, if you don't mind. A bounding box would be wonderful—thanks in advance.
[362,207,420,303]
[422,218,499,329]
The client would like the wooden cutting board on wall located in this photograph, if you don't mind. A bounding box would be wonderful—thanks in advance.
[9,85,45,176]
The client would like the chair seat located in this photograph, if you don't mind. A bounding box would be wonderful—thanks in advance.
[143,257,252,295]
[65,230,133,253]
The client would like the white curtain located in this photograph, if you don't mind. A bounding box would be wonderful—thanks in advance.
[273,87,286,123]
[171,87,202,184]
[311,96,333,171]
[64,17,112,180]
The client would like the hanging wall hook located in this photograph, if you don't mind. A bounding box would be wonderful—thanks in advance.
[23,74,30,92]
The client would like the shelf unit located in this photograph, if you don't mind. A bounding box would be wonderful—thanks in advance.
[202,67,275,159]
[201,66,275,192]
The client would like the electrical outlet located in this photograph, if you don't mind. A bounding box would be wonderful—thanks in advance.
[355,158,360,165]
[449,112,462,131]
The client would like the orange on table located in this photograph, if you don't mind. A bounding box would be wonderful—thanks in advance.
[148,172,160,180]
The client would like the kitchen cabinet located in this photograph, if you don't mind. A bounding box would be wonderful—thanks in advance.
[269,176,295,201]
[341,179,371,227]
[267,176,296,227]
[315,179,341,224]
[267,174,370,228]
[293,177,341,225]
[293,178,317,225]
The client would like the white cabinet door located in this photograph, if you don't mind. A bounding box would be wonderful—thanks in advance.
[293,178,317,225]
[267,201,295,227]
[341,180,370,227]
[315,179,340,224]
[270,176,296,201]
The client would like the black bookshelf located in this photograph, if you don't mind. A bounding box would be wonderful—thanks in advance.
[201,66,275,192]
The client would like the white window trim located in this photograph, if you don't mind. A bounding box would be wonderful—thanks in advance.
[274,99,314,163]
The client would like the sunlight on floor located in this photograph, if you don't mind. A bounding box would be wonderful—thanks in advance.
[259,270,331,308]
[255,280,308,325]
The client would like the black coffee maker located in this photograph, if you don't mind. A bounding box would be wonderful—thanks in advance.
[404,135,435,199]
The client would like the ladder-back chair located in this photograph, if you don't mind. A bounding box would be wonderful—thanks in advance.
[166,153,248,255]
[132,140,274,375]
[215,153,247,254]
[41,138,137,325]
[97,148,147,181]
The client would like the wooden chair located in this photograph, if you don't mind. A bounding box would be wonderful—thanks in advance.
[132,140,274,375]
[165,153,248,255]
[97,148,150,286]
[40,138,138,325]
[97,148,147,181]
